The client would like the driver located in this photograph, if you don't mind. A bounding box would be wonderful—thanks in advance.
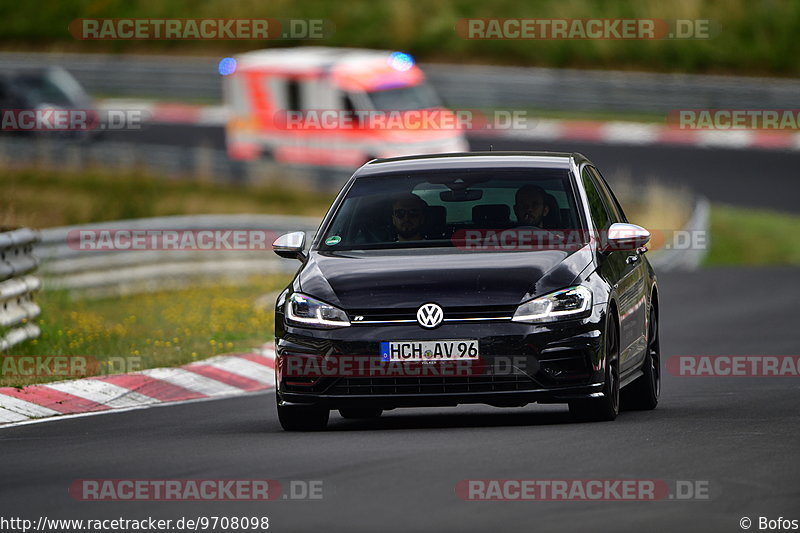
[514,184,550,228]
[391,194,428,241]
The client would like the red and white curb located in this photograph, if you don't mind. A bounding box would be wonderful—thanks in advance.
[0,343,275,427]
[100,99,800,152]
[473,118,800,151]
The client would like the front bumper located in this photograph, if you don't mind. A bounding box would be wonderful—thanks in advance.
[275,307,607,410]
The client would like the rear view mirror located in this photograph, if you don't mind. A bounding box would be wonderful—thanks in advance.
[440,189,483,202]
[273,231,307,260]
[603,223,650,252]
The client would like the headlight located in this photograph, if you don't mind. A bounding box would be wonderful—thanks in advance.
[285,293,351,328]
[512,286,592,323]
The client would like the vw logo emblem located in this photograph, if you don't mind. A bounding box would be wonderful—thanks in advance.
[417,303,444,328]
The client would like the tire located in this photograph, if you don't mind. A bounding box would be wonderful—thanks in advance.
[622,303,660,411]
[276,394,329,431]
[339,407,383,419]
[569,312,620,422]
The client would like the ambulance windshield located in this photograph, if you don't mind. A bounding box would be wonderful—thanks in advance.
[366,83,441,111]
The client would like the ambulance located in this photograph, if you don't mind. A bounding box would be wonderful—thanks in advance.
[222,47,469,168]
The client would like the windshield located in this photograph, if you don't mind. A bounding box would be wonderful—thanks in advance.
[12,69,89,107]
[365,83,441,110]
[318,169,584,251]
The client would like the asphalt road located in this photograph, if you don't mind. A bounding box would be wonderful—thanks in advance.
[109,123,800,213]
[2,267,798,533]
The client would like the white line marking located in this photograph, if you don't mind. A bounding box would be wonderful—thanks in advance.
[498,119,564,140]
[0,394,61,418]
[696,130,754,148]
[200,357,276,384]
[602,122,661,144]
[44,380,159,408]
[139,367,242,396]
[198,106,226,126]
[0,408,29,423]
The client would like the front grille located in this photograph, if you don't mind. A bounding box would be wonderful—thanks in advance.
[328,374,540,395]
[349,305,515,324]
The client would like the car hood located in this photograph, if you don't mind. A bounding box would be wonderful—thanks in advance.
[296,246,594,310]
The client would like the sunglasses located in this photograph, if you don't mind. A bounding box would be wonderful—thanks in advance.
[393,208,423,218]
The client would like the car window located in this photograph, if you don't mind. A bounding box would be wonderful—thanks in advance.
[365,83,441,110]
[318,168,583,250]
[12,73,75,107]
[581,167,611,230]
[589,166,626,223]
[286,79,302,111]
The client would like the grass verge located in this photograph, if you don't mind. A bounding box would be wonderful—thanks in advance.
[1,275,292,388]
[704,204,800,266]
[480,107,667,125]
[0,169,336,229]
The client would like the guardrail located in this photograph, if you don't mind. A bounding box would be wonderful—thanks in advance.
[425,65,800,113]
[35,215,320,298]
[1,51,799,113]
[0,228,42,351]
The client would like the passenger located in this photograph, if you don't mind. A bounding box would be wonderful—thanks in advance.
[514,184,550,228]
[391,194,428,241]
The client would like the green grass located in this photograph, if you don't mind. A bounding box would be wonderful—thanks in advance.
[1,169,336,228]
[1,0,798,77]
[493,107,667,125]
[704,204,800,266]
[2,276,292,388]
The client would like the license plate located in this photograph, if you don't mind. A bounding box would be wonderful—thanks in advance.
[380,340,479,362]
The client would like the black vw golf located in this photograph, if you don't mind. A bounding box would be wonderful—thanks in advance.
[272,152,660,430]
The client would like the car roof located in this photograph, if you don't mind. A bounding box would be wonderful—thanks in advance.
[354,151,590,177]
[235,46,395,72]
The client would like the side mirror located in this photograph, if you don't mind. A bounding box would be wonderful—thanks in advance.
[273,231,306,260]
[603,223,650,252]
